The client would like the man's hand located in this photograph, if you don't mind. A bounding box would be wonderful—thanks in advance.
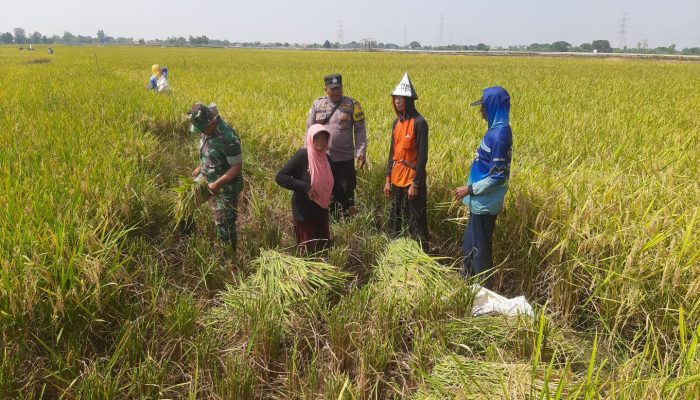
[383,181,391,199]
[192,166,201,178]
[207,163,241,196]
[307,187,318,201]
[408,184,418,200]
[453,186,470,201]
[356,155,366,170]
[208,181,221,195]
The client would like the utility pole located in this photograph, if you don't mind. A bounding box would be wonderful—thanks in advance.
[337,21,344,45]
[618,12,628,50]
[403,24,407,47]
[439,14,444,46]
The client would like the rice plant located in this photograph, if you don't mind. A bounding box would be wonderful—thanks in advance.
[171,175,211,230]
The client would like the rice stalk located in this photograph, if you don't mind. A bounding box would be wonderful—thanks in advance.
[171,175,211,230]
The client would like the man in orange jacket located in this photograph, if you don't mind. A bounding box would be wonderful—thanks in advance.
[384,73,429,252]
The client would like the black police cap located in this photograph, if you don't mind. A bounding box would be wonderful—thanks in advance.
[324,74,342,88]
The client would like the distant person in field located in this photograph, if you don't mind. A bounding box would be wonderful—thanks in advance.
[306,74,367,219]
[188,102,244,252]
[453,86,513,285]
[276,124,334,254]
[384,73,429,252]
[148,64,170,92]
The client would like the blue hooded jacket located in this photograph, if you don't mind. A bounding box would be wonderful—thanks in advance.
[463,86,513,214]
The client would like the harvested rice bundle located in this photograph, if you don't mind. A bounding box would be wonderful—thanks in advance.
[171,175,211,229]
[247,249,351,307]
[210,249,351,326]
[208,250,351,361]
[369,238,469,318]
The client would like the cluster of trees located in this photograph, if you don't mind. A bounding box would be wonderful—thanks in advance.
[319,40,403,50]
[162,36,210,46]
[510,40,614,53]
[678,47,700,55]
[316,40,490,51]
[504,40,698,55]
[432,43,491,51]
[3,27,700,55]
[315,39,699,55]
[314,39,697,55]
[1,27,137,45]
[0,27,234,46]
[637,44,700,55]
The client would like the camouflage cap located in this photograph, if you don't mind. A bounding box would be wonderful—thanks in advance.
[188,102,213,133]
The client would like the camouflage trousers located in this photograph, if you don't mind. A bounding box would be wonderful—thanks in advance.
[208,188,239,249]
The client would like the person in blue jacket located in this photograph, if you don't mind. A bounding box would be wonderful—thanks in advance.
[148,64,169,91]
[453,86,513,283]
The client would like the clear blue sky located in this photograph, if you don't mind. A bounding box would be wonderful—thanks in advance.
[1,0,699,48]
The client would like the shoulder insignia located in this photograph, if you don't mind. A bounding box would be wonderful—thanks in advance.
[352,99,365,121]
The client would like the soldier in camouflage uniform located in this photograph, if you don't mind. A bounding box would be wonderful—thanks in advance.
[188,103,244,250]
[306,74,367,219]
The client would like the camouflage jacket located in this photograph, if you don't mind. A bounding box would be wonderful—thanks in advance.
[306,96,367,162]
[199,118,243,193]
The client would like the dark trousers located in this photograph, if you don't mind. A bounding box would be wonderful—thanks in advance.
[461,212,498,277]
[330,159,356,219]
[389,184,429,252]
[293,213,330,255]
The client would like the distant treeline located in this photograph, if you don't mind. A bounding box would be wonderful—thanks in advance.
[3,27,699,56]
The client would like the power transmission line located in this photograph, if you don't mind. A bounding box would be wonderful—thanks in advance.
[618,12,628,49]
[439,14,444,46]
[337,21,344,44]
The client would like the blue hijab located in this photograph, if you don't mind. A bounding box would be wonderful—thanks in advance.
[481,86,510,129]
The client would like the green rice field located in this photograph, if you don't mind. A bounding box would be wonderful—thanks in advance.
[0,45,698,399]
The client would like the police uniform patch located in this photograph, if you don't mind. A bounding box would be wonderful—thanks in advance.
[352,100,365,121]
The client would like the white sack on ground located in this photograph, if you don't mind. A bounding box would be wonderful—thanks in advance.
[470,285,534,317]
